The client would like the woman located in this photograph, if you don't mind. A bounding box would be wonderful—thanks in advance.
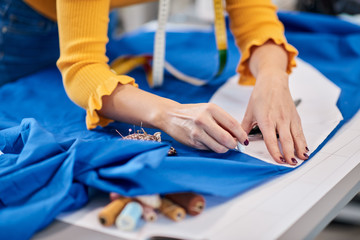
[0,0,309,165]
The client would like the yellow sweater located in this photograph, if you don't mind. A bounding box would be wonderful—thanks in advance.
[24,0,297,129]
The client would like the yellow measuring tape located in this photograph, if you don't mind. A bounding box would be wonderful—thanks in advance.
[110,0,228,87]
[213,0,228,77]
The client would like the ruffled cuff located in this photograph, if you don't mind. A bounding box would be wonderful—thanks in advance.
[86,75,138,130]
[238,37,298,85]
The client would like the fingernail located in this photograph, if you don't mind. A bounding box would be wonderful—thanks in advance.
[305,146,309,151]
[280,156,286,163]
[244,139,249,146]
[304,153,309,158]
[291,158,298,164]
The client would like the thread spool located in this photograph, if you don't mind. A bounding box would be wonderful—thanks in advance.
[142,205,158,222]
[165,192,205,216]
[159,198,186,222]
[98,197,131,226]
[109,192,122,202]
[115,201,143,231]
[135,194,161,209]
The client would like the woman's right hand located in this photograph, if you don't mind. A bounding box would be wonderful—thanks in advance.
[99,84,248,153]
[161,103,249,153]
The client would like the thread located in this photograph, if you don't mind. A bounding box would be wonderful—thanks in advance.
[159,198,186,222]
[135,194,161,209]
[142,205,158,222]
[165,192,205,216]
[109,192,122,202]
[98,197,131,226]
[115,201,143,231]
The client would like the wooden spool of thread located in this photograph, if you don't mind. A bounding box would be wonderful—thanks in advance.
[165,192,205,216]
[135,194,161,209]
[142,205,158,222]
[109,192,122,202]
[98,197,131,226]
[159,198,186,222]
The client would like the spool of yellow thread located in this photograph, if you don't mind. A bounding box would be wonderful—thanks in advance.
[159,198,186,222]
[98,197,131,226]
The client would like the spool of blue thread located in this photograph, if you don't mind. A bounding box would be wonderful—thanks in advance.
[115,201,143,231]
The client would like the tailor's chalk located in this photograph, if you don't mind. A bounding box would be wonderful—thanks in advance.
[142,205,158,222]
[165,192,205,216]
[115,201,143,231]
[160,198,186,222]
[234,141,245,152]
[135,194,161,209]
[98,197,131,226]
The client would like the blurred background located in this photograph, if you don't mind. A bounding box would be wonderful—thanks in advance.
[115,0,360,33]
[115,0,298,34]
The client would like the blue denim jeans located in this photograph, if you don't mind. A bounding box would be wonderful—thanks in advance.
[0,0,59,86]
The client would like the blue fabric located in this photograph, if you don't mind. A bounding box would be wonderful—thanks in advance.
[0,12,360,239]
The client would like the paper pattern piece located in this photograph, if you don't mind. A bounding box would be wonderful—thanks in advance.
[210,58,343,166]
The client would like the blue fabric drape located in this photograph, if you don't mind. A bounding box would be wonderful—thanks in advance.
[0,12,360,239]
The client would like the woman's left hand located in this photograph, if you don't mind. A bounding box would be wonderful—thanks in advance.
[243,40,309,165]
[241,69,309,165]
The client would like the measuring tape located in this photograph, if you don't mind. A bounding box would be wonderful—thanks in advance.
[112,0,228,87]
[152,0,171,88]
[212,0,228,77]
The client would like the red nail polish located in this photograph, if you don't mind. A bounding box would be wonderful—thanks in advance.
[305,146,309,151]
[244,139,249,146]
[291,158,298,164]
[304,153,309,158]
[280,156,286,163]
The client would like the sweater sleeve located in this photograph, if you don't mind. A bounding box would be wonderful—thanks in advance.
[56,0,138,130]
[225,0,298,85]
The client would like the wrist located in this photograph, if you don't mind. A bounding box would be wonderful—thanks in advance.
[254,69,290,92]
[256,67,289,82]
[151,97,181,132]
[249,41,288,79]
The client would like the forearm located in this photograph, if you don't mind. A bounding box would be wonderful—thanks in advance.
[98,84,249,153]
[98,84,178,130]
[225,0,297,85]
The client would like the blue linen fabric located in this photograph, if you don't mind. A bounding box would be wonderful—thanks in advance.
[0,12,359,239]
